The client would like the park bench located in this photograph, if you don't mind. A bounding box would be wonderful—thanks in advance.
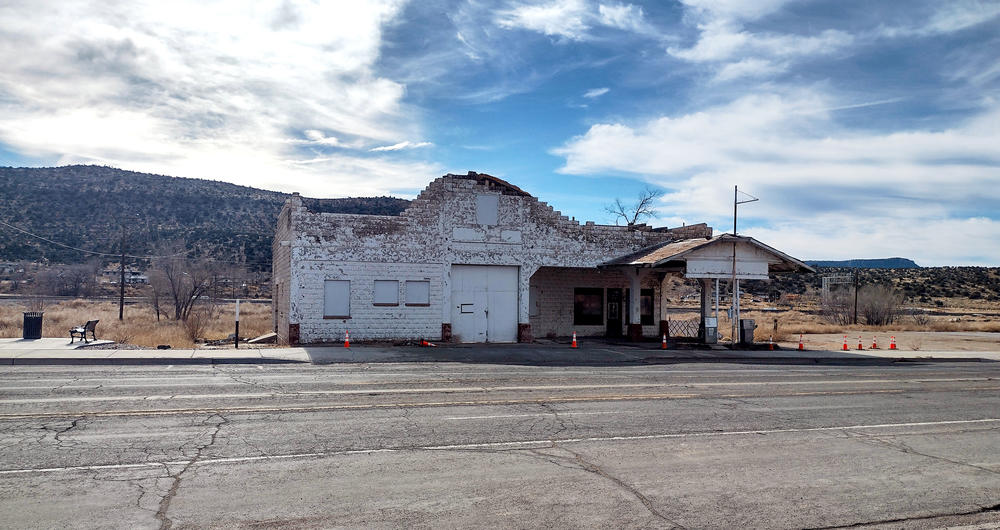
[70,320,99,343]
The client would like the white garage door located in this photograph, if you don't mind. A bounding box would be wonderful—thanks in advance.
[451,265,518,343]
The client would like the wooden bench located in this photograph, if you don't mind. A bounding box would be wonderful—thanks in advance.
[70,320,99,343]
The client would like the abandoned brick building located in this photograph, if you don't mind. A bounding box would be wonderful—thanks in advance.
[272,172,811,345]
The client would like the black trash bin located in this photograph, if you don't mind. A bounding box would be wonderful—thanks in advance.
[22,311,43,340]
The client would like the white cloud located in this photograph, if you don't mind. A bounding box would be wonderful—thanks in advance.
[0,0,441,197]
[597,3,645,32]
[495,0,592,40]
[369,141,434,152]
[554,92,1000,265]
[495,0,649,41]
[583,87,610,98]
[713,58,786,82]
[919,0,1000,35]
[677,0,794,23]
[668,1,853,83]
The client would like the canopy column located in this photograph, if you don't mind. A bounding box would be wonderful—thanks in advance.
[627,267,642,341]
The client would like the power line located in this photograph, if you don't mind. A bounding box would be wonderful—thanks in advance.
[0,218,190,260]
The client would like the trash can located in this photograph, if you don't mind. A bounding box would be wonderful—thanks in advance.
[22,311,43,340]
[739,318,756,345]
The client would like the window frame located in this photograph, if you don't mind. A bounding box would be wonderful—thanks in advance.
[373,280,399,307]
[323,279,351,319]
[640,288,654,326]
[573,287,604,326]
[405,280,431,307]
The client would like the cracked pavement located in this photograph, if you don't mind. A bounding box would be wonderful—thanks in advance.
[1,361,1000,528]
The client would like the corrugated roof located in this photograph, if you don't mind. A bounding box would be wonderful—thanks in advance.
[600,234,815,273]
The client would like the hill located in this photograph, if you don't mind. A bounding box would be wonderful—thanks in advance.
[751,266,1000,304]
[0,165,410,270]
[805,258,919,269]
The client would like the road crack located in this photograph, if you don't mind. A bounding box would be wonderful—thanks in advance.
[154,413,228,529]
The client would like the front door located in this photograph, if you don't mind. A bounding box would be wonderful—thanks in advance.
[606,288,623,337]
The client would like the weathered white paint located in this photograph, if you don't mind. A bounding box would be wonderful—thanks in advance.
[273,173,711,343]
[684,241,775,280]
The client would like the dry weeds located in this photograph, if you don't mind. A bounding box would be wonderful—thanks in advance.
[0,299,271,348]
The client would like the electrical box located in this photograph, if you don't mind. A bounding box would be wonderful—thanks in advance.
[703,317,718,344]
[739,319,756,345]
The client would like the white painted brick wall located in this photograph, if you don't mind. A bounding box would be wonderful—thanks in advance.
[276,173,710,343]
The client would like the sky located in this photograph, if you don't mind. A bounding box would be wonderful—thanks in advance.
[1,0,999,266]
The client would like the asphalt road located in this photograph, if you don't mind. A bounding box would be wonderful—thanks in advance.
[1,360,999,529]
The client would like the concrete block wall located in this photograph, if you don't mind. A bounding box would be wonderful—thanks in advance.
[271,199,294,343]
[529,267,662,338]
[292,260,443,343]
[274,172,711,343]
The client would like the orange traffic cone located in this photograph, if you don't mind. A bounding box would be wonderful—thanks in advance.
[571,331,578,349]
[344,330,350,348]
[889,336,897,350]
[420,339,436,347]
[768,335,774,351]
[661,333,667,350]
[871,336,879,349]
[798,334,804,351]
[857,335,864,351]
[842,335,848,351]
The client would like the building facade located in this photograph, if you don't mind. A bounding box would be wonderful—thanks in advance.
[272,172,713,345]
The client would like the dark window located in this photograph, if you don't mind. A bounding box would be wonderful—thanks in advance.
[574,288,604,326]
[640,288,654,326]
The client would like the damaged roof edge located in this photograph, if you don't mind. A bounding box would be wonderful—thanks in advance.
[447,171,533,197]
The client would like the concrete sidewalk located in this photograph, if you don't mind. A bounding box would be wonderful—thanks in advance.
[1,337,997,365]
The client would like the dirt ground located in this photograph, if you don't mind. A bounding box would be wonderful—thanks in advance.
[777,331,1000,352]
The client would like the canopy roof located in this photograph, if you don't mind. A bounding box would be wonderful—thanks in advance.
[600,234,815,274]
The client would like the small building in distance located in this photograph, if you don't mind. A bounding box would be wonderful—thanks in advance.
[272,172,811,345]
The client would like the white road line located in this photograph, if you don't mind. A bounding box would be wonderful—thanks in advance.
[0,378,991,404]
[445,411,619,420]
[2,418,997,476]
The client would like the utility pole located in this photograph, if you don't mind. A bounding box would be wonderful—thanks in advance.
[731,185,758,347]
[119,224,125,321]
[853,271,859,325]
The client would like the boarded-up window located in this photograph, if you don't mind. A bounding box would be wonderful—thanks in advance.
[640,288,654,325]
[324,280,350,318]
[373,280,398,306]
[574,288,603,326]
[405,280,430,306]
[476,194,499,225]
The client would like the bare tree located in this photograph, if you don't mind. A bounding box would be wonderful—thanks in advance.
[860,284,902,326]
[33,262,100,297]
[149,251,216,321]
[605,186,664,226]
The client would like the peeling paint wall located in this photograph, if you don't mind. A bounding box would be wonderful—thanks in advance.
[273,173,711,343]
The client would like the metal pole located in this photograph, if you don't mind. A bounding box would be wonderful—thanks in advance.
[714,278,719,323]
[731,186,738,347]
[119,224,125,321]
[235,299,240,349]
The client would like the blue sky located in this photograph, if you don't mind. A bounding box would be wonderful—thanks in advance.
[1,1,999,265]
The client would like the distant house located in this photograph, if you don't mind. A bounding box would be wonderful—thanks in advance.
[272,172,811,345]
[102,269,149,285]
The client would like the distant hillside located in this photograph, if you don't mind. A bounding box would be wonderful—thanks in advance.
[751,266,1000,303]
[0,166,410,270]
[805,258,919,269]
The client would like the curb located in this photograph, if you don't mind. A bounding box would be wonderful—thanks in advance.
[1,357,309,366]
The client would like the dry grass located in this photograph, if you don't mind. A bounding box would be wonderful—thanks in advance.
[0,299,272,348]
[674,306,1000,343]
